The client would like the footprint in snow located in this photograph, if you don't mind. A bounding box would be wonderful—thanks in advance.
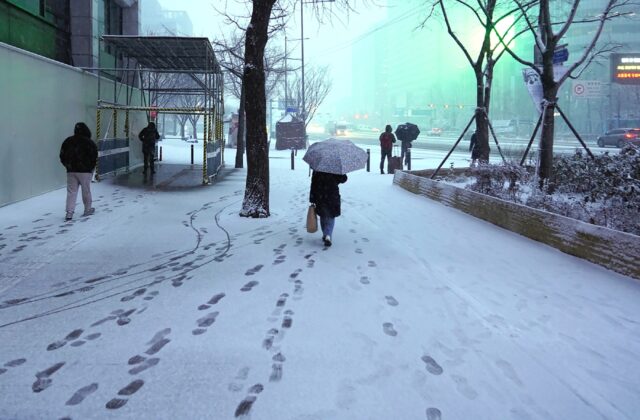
[383,322,398,337]
[385,296,399,306]
[421,355,443,375]
[105,379,145,409]
[66,383,99,406]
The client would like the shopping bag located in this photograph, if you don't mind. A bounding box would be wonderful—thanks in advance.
[306,205,318,233]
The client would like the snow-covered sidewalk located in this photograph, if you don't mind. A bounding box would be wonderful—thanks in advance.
[0,146,639,420]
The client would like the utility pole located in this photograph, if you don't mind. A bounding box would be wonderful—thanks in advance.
[300,4,305,121]
[284,35,288,112]
[299,0,334,123]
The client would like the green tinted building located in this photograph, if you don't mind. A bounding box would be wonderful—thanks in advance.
[0,0,139,67]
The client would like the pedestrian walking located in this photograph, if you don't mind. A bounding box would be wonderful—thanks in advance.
[379,124,396,174]
[469,130,480,167]
[59,122,98,221]
[400,138,411,166]
[139,122,160,174]
[309,171,348,247]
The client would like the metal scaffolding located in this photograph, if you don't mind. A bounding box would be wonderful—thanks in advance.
[93,36,225,184]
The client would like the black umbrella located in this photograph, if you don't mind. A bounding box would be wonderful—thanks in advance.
[395,122,421,141]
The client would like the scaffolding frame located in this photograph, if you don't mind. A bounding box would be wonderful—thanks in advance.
[93,36,225,185]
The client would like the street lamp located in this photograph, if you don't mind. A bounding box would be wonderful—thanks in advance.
[300,0,335,122]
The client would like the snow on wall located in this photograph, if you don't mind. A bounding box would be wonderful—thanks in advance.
[394,170,640,280]
[0,42,147,207]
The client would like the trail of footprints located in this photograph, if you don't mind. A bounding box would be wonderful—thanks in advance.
[351,230,445,417]
[233,250,306,418]
[0,200,242,414]
[4,211,447,418]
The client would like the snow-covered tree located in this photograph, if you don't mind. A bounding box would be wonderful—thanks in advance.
[284,64,332,127]
[497,0,634,186]
[422,0,537,163]
[237,0,366,218]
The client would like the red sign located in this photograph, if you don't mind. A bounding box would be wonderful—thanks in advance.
[150,105,158,119]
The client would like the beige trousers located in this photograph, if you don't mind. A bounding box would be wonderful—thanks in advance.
[66,172,93,214]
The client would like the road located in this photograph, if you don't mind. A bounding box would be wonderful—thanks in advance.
[309,131,615,160]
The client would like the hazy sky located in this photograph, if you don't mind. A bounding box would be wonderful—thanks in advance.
[156,0,392,113]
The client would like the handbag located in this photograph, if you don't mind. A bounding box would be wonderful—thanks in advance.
[306,205,318,233]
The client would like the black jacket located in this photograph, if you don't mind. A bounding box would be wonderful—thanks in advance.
[309,171,348,218]
[59,135,98,173]
[139,125,160,153]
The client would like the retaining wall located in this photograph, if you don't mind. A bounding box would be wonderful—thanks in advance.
[393,170,640,280]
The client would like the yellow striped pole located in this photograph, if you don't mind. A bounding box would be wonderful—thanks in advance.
[202,113,208,185]
[220,88,225,165]
[95,108,101,181]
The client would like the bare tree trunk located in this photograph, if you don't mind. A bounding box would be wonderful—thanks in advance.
[474,71,490,163]
[538,76,559,186]
[235,84,246,169]
[240,0,275,218]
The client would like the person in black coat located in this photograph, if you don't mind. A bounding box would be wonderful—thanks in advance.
[309,171,348,247]
[59,122,98,221]
[469,130,479,167]
[139,122,160,174]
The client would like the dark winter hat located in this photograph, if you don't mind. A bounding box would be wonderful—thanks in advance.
[74,122,92,138]
[148,122,156,128]
[385,124,392,132]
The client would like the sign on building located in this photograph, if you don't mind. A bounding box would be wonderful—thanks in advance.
[572,80,605,99]
[611,53,640,84]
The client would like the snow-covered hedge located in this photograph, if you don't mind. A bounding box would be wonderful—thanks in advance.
[462,146,640,236]
[393,162,640,280]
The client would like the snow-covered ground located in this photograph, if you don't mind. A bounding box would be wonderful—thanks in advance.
[1,139,639,420]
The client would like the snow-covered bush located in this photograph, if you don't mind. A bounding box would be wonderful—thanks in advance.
[467,163,532,202]
[464,146,640,236]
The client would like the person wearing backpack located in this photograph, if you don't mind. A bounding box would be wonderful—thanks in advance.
[379,124,396,174]
[138,122,160,174]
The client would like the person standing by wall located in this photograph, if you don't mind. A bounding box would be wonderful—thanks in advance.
[59,122,98,221]
[469,130,480,167]
[139,122,160,174]
[309,171,348,247]
[379,124,396,174]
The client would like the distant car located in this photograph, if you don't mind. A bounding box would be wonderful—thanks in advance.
[335,122,349,136]
[430,127,442,136]
[596,128,640,148]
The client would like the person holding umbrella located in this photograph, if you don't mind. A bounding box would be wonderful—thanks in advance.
[395,122,420,166]
[303,138,368,247]
[309,171,347,247]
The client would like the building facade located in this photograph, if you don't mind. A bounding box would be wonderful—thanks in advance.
[0,0,140,67]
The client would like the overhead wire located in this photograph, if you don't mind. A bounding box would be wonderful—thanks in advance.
[313,4,425,56]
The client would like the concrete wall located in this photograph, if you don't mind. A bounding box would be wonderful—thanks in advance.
[393,170,640,280]
[0,42,146,207]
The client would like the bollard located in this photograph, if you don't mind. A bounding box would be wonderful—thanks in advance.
[407,150,411,171]
[191,144,194,165]
[159,146,163,162]
[291,148,295,170]
[366,149,370,172]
